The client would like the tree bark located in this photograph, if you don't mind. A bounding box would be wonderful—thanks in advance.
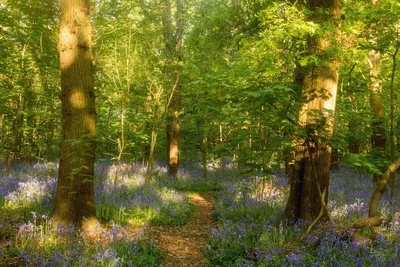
[369,157,400,218]
[389,46,399,199]
[348,118,361,153]
[164,0,183,177]
[285,64,305,177]
[196,118,208,179]
[368,49,386,183]
[330,148,339,171]
[284,0,341,222]
[53,0,97,231]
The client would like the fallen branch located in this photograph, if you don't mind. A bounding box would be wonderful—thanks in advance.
[353,216,382,229]
[369,157,400,218]
[0,257,23,266]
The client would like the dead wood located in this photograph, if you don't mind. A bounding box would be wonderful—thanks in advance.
[0,257,23,266]
[353,216,382,229]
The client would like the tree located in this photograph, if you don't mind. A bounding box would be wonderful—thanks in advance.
[163,0,184,177]
[53,0,97,230]
[284,0,341,222]
[0,0,60,169]
[368,19,386,183]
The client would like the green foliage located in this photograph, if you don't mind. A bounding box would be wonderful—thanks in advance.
[111,239,161,267]
[2,0,400,265]
[152,199,195,226]
[342,153,384,176]
[97,199,195,227]
[9,214,161,267]
[0,0,397,176]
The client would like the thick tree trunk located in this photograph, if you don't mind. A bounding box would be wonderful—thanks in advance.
[285,64,305,177]
[164,0,183,177]
[53,0,97,231]
[284,0,341,223]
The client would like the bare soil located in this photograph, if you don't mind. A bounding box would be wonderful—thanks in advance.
[150,191,217,267]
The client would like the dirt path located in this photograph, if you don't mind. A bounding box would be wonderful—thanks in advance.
[150,191,217,267]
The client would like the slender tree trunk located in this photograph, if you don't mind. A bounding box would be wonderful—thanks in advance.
[13,94,24,162]
[196,118,208,179]
[368,49,386,184]
[145,87,161,183]
[330,148,339,171]
[284,0,341,223]
[348,118,361,153]
[390,46,399,199]
[163,0,183,177]
[53,0,97,231]
[114,108,125,187]
[146,129,158,183]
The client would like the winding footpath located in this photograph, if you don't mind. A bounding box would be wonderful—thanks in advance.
[150,192,217,267]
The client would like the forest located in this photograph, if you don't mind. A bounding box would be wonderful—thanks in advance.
[1,0,400,266]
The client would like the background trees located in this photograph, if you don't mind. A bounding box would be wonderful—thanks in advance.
[0,0,59,171]
[0,0,399,227]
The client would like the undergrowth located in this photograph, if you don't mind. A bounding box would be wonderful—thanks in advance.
[204,169,400,266]
[0,162,204,266]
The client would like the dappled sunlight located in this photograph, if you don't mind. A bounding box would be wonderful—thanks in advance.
[1,176,55,209]
[15,214,154,265]
[4,162,400,266]
[206,167,400,266]
[1,162,196,265]
[189,193,205,202]
[84,114,96,136]
[322,80,338,114]
[69,90,86,109]
[59,26,77,70]
[329,168,400,221]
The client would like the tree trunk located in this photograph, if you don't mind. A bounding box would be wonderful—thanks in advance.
[53,0,97,231]
[368,49,386,184]
[164,0,183,177]
[196,118,208,179]
[284,0,341,223]
[330,148,339,171]
[389,47,399,199]
[369,157,400,218]
[285,64,305,176]
[348,118,361,153]
[146,129,158,183]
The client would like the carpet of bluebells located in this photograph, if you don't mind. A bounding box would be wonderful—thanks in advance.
[0,162,199,266]
[1,162,400,266]
[204,168,400,266]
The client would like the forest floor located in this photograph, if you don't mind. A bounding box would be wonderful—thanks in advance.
[150,191,217,267]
